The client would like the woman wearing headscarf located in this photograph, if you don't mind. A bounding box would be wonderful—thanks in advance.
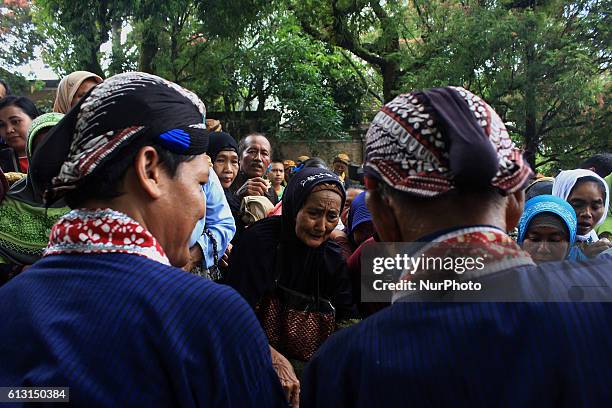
[225,167,355,402]
[53,71,103,114]
[517,195,583,263]
[0,113,69,282]
[553,169,611,257]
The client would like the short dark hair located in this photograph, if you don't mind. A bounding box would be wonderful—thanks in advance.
[579,153,612,178]
[0,79,12,97]
[238,132,272,157]
[64,139,196,208]
[0,95,40,119]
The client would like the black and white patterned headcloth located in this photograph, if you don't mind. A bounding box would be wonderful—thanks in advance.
[30,72,209,204]
[364,86,532,197]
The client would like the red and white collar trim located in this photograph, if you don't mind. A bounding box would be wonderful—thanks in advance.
[45,208,170,266]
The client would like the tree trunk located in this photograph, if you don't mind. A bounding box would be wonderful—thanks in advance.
[109,18,123,75]
[139,21,159,74]
[381,61,400,103]
[523,23,538,170]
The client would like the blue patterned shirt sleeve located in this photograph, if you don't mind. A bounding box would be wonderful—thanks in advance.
[196,169,236,268]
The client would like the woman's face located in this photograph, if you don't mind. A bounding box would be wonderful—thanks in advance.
[522,215,570,263]
[567,181,605,236]
[71,79,99,109]
[295,189,342,248]
[0,105,32,156]
[213,149,239,189]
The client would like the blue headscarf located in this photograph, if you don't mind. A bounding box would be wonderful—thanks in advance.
[518,195,582,260]
[346,191,372,236]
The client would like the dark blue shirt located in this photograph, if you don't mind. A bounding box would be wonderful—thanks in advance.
[302,256,612,407]
[0,253,286,407]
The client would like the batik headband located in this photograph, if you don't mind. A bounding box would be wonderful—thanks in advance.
[30,72,209,204]
[364,86,532,197]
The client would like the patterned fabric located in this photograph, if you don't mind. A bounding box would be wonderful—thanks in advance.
[364,86,532,197]
[552,169,610,242]
[26,112,65,155]
[0,200,66,264]
[45,208,170,266]
[393,226,534,302]
[30,72,210,204]
[518,195,577,246]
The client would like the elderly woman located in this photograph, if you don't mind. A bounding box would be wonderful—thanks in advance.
[0,113,69,278]
[53,71,103,113]
[225,167,354,400]
[0,72,285,406]
[553,169,611,257]
[518,195,581,263]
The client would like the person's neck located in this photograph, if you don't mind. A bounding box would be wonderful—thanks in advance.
[398,209,507,242]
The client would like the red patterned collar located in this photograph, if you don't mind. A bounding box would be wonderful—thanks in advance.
[45,208,170,265]
[393,226,534,302]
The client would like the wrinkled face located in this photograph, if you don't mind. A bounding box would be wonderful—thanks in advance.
[241,135,271,178]
[333,161,348,176]
[270,162,284,185]
[567,181,605,236]
[213,149,239,189]
[295,189,342,248]
[71,79,99,109]
[0,105,32,156]
[157,155,209,267]
[522,217,570,263]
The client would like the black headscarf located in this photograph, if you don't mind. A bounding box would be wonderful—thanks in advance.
[224,167,354,318]
[207,131,238,162]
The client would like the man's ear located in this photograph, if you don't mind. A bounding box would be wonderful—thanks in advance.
[365,185,402,242]
[133,146,165,200]
[505,189,525,232]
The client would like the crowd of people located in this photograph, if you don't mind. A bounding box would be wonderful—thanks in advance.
[0,71,611,406]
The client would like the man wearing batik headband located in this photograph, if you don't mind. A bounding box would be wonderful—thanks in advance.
[0,72,285,406]
[302,87,612,407]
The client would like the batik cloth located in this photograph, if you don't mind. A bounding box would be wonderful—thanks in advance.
[45,208,170,266]
[364,86,532,197]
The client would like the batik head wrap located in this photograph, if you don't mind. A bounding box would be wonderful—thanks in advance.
[364,86,532,197]
[53,71,103,114]
[30,72,209,204]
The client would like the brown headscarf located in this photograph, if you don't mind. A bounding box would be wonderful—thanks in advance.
[53,71,103,114]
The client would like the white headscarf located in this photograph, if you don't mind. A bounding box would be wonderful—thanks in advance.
[552,169,610,242]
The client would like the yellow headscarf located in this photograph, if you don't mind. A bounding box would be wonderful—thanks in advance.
[53,71,103,114]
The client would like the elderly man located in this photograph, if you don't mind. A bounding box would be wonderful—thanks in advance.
[301,87,612,406]
[231,132,278,205]
[0,73,285,407]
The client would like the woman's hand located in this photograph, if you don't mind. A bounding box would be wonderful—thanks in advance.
[220,243,232,268]
[583,238,612,258]
[270,346,300,407]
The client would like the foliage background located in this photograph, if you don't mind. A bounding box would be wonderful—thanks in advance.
[1,0,609,170]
